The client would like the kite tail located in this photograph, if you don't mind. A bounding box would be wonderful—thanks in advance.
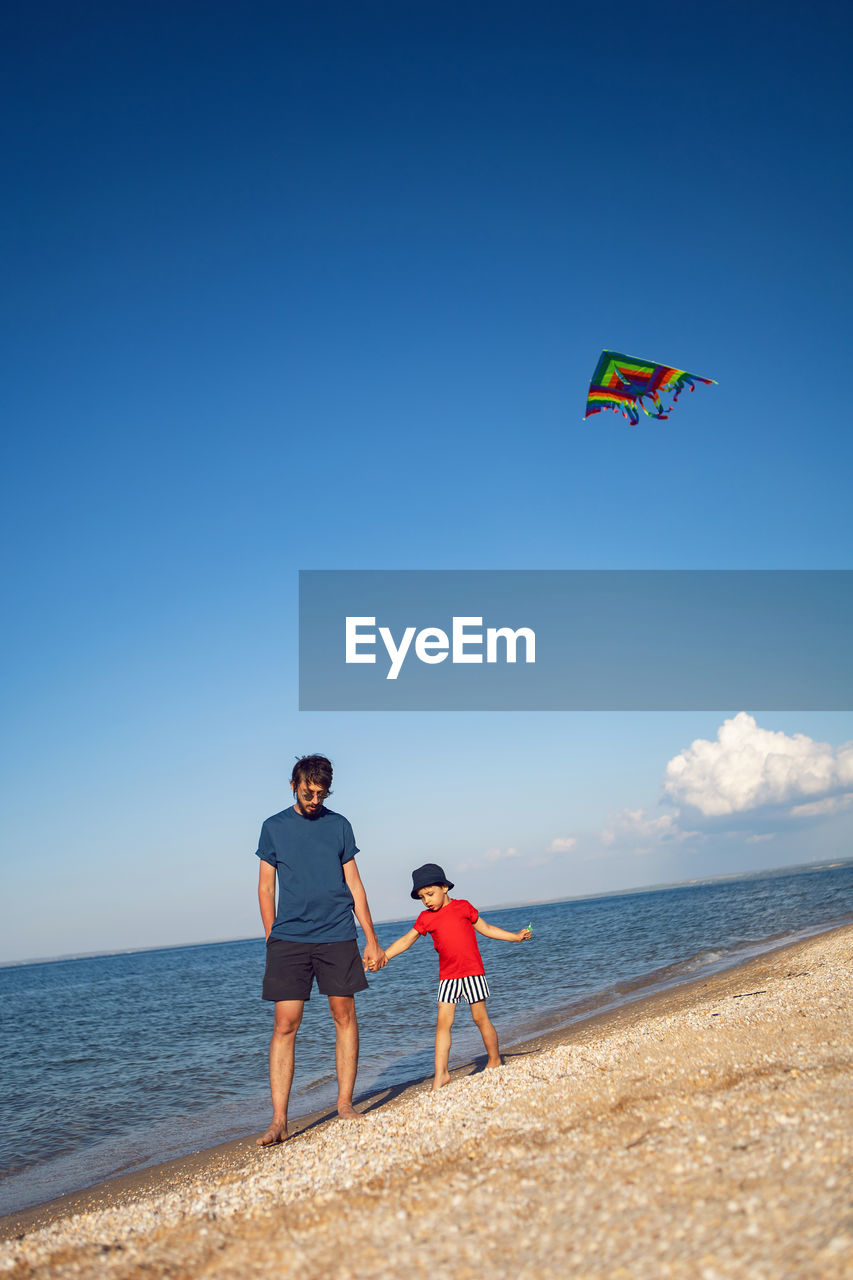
[650,390,667,417]
[638,392,667,420]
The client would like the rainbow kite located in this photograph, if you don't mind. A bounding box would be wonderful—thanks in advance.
[584,350,715,425]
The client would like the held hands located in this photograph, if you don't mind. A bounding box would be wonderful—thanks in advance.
[362,941,388,972]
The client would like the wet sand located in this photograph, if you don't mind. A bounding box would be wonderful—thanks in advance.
[1,923,850,1278]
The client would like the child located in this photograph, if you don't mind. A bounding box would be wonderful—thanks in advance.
[376,862,532,1090]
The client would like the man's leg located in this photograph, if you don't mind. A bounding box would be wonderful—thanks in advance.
[433,1001,456,1090]
[257,999,303,1145]
[328,994,365,1120]
[470,999,501,1069]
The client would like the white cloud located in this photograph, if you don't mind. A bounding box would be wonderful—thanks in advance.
[459,838,576,874]
[663,713,853,818]
[790,793,853,820]
[546,836,577,854]
[457,846,524,872]
[483,846,522,864]
[601,808,688,850]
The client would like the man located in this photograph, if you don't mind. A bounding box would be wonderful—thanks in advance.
[255,754,386,1144]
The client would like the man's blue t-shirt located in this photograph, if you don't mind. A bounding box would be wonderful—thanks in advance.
[255,805,359,943]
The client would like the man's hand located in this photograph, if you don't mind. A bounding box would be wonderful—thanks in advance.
[363,940,387,971]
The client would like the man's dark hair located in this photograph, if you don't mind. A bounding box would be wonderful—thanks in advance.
[291,754,334,791]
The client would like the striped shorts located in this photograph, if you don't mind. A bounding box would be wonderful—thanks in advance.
[437,974,490,1004]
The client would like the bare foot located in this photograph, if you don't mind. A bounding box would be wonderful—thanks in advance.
[256,1121,288,1146]
[337,1102,367,1121]
[485,1057,503,1070]
[432,1071,452,1091]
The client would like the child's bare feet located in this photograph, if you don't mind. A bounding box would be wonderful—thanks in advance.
[337,1102,367,1121]
[486,1056,503,1070]
[256,1121,288,1146]
[432,1070,452,1090]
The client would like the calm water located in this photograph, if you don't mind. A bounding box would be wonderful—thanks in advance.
[1,859,851,1217]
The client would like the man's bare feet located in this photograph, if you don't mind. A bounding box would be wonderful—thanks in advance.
[432,1070,452,1091]
[336,1102,367,1121]
[256,1121,288,1146]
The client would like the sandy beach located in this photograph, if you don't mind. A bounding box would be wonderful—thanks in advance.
[1,923,850,1279]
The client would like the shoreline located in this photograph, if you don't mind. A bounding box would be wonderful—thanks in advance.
[2,919,845,1234]
[1,920,850,1273]
[0,927,813,1237]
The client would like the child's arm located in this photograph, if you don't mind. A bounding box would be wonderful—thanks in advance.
[474,917,532,943]
[372,927,420,966]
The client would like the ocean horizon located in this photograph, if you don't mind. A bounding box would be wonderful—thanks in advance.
[3,855,848,970]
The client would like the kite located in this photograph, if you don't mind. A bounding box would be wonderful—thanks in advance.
[584,350,715,425]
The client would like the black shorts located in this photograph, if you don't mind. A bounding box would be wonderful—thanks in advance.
[262,937,369,1002]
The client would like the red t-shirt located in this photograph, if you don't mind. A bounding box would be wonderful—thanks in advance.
[414,898,484,980]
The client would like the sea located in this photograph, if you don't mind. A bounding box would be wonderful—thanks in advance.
[1,858,851,1219]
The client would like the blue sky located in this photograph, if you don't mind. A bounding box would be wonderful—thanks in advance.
[2,0,852,962]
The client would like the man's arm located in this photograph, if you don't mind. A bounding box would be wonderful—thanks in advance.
[343,857,388,969]
[473,917,532,943]
[258,861,277,940]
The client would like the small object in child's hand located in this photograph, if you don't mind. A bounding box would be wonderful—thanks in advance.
[526,922,533,935]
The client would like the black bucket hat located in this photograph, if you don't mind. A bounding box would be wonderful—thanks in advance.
[410,863,454,899]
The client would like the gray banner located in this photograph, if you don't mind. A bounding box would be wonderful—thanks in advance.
[298,570,853,710]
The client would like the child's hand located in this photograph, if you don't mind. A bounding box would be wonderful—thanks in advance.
[518,926,532,941]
